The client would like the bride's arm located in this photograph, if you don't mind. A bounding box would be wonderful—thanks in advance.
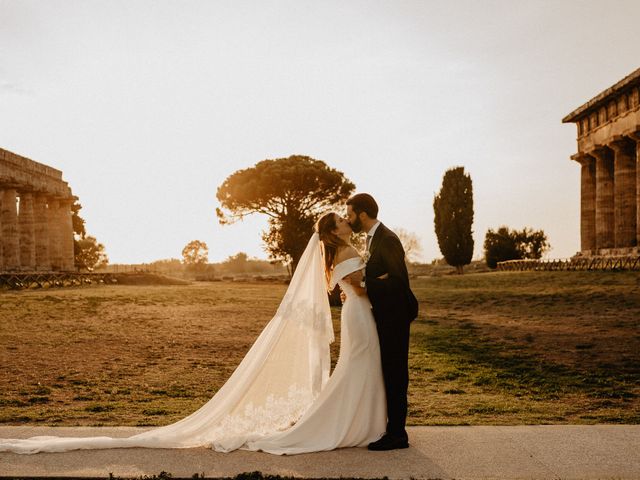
[334,246,367,296]
[343,270,367,296]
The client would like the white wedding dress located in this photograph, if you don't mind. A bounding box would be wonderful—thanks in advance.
[0,235,386,455]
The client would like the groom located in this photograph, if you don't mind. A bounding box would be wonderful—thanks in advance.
[345,193,419,451]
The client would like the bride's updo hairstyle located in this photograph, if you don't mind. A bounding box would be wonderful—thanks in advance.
[315,212,347,286]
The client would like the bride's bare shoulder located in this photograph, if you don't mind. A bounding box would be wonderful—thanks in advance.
[333,245,360,266]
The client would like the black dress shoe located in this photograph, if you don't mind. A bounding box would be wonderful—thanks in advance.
[367,433,409,451]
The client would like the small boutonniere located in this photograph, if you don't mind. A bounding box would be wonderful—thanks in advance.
[360,251,371,288]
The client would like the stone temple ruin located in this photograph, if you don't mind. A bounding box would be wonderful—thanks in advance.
[563,67,640,257]
[0,147,76,272]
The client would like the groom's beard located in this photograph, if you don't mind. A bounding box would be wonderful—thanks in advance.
[350,217,363,233]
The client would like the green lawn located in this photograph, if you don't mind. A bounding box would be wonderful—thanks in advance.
[0,271,638,426]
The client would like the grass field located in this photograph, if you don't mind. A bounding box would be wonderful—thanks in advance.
[1,271,638,426]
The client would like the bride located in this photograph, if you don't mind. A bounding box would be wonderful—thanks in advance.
[0,212,386,455]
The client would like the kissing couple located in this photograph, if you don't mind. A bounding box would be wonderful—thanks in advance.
[0,193,419,455]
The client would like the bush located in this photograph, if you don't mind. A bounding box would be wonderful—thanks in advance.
[484,226,549,269]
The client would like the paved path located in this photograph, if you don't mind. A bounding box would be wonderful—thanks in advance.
[1,425,639,479]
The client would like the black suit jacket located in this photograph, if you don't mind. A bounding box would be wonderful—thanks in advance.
[364,223,419,326]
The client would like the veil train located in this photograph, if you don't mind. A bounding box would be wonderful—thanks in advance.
[0,233,333,454]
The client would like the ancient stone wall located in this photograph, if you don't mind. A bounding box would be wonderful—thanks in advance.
[0,148,75,271]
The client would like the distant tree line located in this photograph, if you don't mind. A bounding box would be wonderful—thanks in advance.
[142,251,288,279]
[85,155,551,277]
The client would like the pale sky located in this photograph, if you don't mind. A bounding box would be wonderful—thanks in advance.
[1,1,639,264]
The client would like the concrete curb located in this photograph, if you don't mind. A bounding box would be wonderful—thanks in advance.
[1,425,639,479]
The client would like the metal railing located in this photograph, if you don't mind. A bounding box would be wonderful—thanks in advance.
[497,256,640,271]
[0,272,118,290]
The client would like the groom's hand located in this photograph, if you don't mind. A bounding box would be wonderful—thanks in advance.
[342,271,368,297]
[377,273,389,280]
[344,271,362,285]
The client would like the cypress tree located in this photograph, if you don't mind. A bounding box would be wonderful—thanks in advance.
[433,166,474,274]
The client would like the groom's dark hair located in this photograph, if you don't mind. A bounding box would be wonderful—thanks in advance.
[347,193,378,219]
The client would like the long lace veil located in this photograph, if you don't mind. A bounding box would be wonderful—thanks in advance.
[0,233,334,454]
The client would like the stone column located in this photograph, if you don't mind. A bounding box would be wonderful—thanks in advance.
[18,192,36,270]
[47,198,62,271]
[1,189,20,270]
[591,147,615,251]
[630,131,640,248]
[0,190,3,271]
[59,198,75,271]
[575,154,597,253]
[610,137,638,249]
[34,194,51,270]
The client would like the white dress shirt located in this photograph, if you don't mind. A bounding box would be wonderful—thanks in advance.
[366,221,381,251]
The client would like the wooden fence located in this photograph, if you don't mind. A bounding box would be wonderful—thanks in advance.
[497,256,640,272]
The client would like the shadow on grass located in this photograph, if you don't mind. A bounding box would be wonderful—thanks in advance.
[412,318,640,403]
[412,271,640,317]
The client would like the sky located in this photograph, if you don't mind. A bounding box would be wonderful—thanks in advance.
[1,0,639,264]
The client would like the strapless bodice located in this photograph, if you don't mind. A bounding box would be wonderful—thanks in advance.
[330,257,365,291]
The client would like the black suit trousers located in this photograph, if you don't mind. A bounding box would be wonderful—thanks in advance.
[375,317,410,437]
